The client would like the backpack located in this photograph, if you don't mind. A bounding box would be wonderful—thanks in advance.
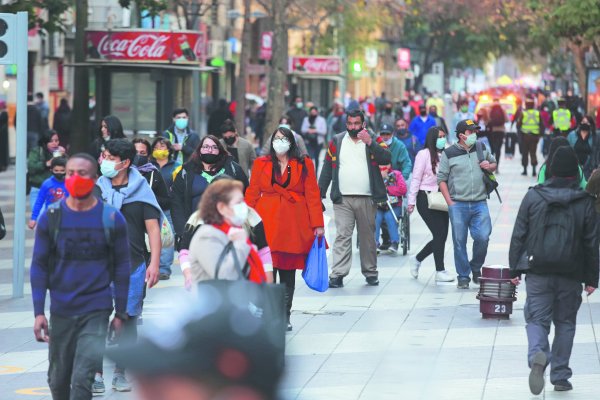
[475,141,501,203]
[489,105,505,127]
[527,189,579,270]
[46,201,117,282]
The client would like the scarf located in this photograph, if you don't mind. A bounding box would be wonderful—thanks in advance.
[214,222,266,284]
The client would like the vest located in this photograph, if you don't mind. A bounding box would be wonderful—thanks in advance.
[553,108,571,131]
[522,109,540,135]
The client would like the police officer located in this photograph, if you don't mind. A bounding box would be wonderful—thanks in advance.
[551,99,572,137]
[519,99,544,176]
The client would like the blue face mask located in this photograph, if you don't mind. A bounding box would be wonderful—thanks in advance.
[464,133,477,147]
[436,137,447,150]
[100,160,124,179]
[175,118,189,130]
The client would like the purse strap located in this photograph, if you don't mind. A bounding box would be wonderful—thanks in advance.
[214,241,245,280]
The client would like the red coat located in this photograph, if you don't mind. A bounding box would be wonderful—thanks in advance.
[245,156,324,258]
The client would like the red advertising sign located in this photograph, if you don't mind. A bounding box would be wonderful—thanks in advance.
[260,31,273,61]
[397,48,410,70]
[85,30,206,64]
[288,56,341,75]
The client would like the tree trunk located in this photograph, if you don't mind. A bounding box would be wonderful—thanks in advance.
[569,42,588,98]
[234,0,251,136]
[71,0,90,154]
[264,0,289,144]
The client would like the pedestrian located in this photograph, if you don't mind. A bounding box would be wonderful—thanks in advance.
[550,98,573,137]
[170,135,248,238]
[395,117,422,166]
[88,115,125,163]
[540,104,552,157]
[35,92,50,130]
[409,104,437,145]
[487,98,508,170]
[380,123,412,180]
[207,99,234,138]
[132,138,171,211]
[246,126,325,330]
[150,137,181,190]
[0,101,9,172]
[162,108,200,164]
[429,105,449,135]
[94,138,162,393]
[319,109,391,288]
[538,137,587,189]
[407,127,454,282]
[509,146,598,395]
[219,119,256,177]
[30,153,131,400]
[437,119,497,289]
[328,102,347,138]
[20,93,45,153]
[567,115,599,180]
[453,101,474,146]
[53,98,72,148]
[375,163,406,254]
[28,157,68,229]
[27,130,67,213]
[261,116,308,156]
[287,96,308,134]
[301,106,328,172]
[518,99,544,176]
[426,91,445,116]
[376,101,397,131]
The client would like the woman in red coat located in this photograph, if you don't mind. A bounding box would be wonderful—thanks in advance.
[246,126,324,331]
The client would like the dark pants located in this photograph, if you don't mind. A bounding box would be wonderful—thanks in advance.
[524,274,582,384]
[274,268,296,320]
[306,142,321,173]
[488,131,504,166]
[505,132,518,156]
[542,133,552,157]
[98,316,138,374]
[521,133,540,168]
[416,191,449,271]
[48,310,111,400]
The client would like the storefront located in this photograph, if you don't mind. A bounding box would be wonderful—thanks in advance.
[84,29,213,136]
[288,56,342,112]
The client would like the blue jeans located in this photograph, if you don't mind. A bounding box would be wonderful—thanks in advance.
[29,186,40,214]
[448,201,492,281]
[375,206,401,244]
[159,210,175,276]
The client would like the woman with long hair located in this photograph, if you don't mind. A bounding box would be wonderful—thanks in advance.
[27,130,67,212]
[246,126,324,331]
[89,115,126,162]
[406,126,454,282]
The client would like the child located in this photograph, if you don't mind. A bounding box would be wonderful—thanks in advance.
[376,164,407,254]
[28,157,69,229]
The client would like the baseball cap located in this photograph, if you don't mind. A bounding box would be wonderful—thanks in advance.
[107,282,285,396]
[455,119,481,134]
[379,123,393,134]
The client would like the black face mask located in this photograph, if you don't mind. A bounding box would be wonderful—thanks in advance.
[395,128,408,137]
[133,155,149,166]
[53,173,66,181]
[224,136,236,146]
[580,123,591,132]
[200,153,220,164]
[419,110,427,117]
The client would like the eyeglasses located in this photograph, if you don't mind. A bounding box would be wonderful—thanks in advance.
[201,145,219,151]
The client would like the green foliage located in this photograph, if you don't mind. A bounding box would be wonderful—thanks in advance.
[119,0,168,19]
[0,0,71,33]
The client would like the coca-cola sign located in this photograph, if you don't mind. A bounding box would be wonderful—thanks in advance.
[86,30,206,64]
[289,56,341,75]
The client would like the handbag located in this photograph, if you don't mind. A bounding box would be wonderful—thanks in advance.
[427,191,448,212]
[302,237,328,292]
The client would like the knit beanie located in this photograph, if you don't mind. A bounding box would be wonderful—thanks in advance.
[550,146,579,178]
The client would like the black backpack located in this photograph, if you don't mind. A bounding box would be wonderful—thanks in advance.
[475,141,501,203]
[527,189,579,270]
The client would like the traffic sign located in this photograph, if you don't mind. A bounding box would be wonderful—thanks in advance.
[0,14,16,64]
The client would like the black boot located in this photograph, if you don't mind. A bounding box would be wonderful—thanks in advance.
[284,279,295,332]
[521,167,527,176]
[532,166,537,177]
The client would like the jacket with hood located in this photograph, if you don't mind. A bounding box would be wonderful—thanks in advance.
[509,178,599,287]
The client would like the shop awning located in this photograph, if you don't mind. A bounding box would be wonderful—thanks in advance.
[65,62,217,72]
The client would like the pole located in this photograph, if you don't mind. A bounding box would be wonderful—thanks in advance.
[192,70,201,137]
[12,12,28,298]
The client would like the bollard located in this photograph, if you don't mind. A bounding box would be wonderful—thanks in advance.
[476,265,517,320]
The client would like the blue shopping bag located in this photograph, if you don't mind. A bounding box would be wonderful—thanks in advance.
[302,237,328,292]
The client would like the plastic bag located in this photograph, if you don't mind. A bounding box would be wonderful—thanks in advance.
[302,237,328,292]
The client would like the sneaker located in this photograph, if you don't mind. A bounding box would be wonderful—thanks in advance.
[410,256,421,279]
[553,380,572,391]
[286,322,293,332]
[472,270,481,285]
[435,270,455,282]
[366,276,379,286]
[328,277,344,288]
[378,242,390,252]
[529,351,547,395]
[112,372,132,392]
[92,375,105,395]
[388,242,399,254]
[159,273,170,281]
[457,279,470,289]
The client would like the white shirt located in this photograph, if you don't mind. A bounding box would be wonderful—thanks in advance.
[339,133,371,196]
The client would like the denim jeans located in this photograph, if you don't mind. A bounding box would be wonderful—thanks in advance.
[29,186,40,214]
[375,206,401,244]
[159,210,175,276]
[448,201,492,281]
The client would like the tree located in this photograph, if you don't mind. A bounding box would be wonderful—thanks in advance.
[233,0,252,135]
[71,0,89,153]
[0,0,70,33]
[119,0,168,28]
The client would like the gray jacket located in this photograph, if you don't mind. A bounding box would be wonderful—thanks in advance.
[437,142,496,202]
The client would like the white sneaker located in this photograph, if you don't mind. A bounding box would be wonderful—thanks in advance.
[435,270,455,282]
[410,256,420,279]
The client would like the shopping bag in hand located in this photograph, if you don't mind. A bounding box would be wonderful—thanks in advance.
[302,237,328,292]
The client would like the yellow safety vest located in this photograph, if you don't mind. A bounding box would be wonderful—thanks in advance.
[553,108,571,131]
[522,109,540,135]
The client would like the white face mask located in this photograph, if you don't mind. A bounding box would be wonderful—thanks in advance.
[230,202,249,227]
[273,138,291,155]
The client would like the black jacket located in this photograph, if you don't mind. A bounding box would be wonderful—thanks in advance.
[140,168,171,211]
[509,178,599,287]
[170,157,249,235]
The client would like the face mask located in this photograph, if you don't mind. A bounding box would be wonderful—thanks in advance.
[430,111,438,117]
[420,110,427,117]
[133,155,149,166]
[103,135,110,141]
[224,136,237,146]
[175,118,188,130]
[230,202,249,227]
[464,133,477,147]
[200,153,220,164]
[383,138,393,146]
[296,102,304,109]
[273,139,291,155]
[65,174,95,198]
[100,159,124,179]
[395,128,408,137]
[152,149,169,160]
[436,137,447,150]
[581,123,591,132]
[53,172,66,181]
[460,106,468,113]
